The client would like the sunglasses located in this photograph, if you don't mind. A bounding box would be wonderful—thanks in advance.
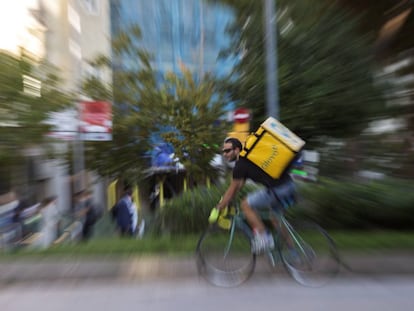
[222,148,234,154]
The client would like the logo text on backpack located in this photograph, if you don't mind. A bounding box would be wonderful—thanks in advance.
[261,144,278,170]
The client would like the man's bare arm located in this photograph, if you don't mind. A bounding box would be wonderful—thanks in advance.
[216,178,245,210]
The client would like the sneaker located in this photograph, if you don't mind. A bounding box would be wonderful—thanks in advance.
[251,233,266,254]
[251,232,274,254]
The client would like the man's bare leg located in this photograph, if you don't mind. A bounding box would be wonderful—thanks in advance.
[241,199,266,233]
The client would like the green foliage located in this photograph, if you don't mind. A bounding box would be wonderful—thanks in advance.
[0,51,73,169]
[157,68,230,182]
[217,0,388,142]
[81,25,156,181]
[296,178,414,230]
[152,184,225,235]
[156,175,414,235]
[81,24,230,183]
[1,230,413,259]
[313,131,414,179]
[2,230,414,258]
[153,181,258,235]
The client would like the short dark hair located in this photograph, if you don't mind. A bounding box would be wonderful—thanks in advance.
[123,186,133,196]
[224,137,242,151]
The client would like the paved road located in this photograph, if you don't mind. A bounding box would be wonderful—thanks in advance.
[1,275,413,311]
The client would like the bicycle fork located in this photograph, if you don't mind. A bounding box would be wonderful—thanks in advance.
[222,220,237,258]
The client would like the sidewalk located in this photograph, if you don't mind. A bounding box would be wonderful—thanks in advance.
[1,251,414,284]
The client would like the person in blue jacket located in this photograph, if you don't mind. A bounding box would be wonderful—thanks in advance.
[115,187,133,236]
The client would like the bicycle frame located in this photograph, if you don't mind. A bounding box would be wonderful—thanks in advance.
[222,216,237,257]
[226,203,310,263]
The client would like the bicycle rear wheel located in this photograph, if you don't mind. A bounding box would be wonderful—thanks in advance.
[279,220,340,287]
[196,224,255,287]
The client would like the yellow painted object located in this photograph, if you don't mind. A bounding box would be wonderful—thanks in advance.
[233,122,250,133]
[132,185,140,212]
[208,206,236,230]
[227,117,250,145]
[159,179,164,208]
[183,178,187,192]
[218,215,231,229]
[107,180,118,210]
[240,117,305,179]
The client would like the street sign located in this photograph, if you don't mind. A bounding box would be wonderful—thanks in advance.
[79,101,112,141]
[233,108,250,123]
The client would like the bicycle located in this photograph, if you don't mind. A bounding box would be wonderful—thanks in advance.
[196,198,341,287]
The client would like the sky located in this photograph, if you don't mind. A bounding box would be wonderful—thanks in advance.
[0,1,45,58]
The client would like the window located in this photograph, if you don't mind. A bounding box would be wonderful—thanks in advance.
[68,5,81,33]
[79,0,100,15]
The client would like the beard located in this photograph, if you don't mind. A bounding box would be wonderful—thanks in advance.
[223,154,237,168]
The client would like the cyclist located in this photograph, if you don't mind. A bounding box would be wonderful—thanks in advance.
[215,137,297,254]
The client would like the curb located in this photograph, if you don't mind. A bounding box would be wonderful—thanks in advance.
[0,252,414,284]
[0,256,198,283]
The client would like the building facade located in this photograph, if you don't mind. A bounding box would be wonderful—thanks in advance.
[110,0,235,81]
[42,0,112,92]
[0,0,111,247]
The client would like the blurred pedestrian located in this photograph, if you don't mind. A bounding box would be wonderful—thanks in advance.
[82,190,103,241]
[130,198,138,236]
[114,187,133,236]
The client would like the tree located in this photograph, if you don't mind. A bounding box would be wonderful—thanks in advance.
[156,67,228,182]
[80,52,153,184]
[81,25,229,185]
[216,0,388,143]
[335,0,414,58]
[0,51,72,193]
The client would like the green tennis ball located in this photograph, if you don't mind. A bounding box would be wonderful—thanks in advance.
[208,208,219,223]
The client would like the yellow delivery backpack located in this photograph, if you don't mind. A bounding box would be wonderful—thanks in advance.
[240,117,305,179]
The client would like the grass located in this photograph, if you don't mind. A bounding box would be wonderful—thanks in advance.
[332,231,414,251]
[1,230,414,260]
[0,235,199,259]
[2,214,414,258]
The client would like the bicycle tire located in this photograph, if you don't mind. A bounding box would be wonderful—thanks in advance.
[278,220,340,287]
[196,224,256,287]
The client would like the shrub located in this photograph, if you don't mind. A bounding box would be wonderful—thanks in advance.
[152,184,223,235]
[296,177,414,230]
[155,177,414,235]
[154,181,259,235]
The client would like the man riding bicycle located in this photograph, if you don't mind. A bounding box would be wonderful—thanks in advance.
[215,137,297,254]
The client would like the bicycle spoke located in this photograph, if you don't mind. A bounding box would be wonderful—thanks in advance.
[278,219,340,287]
[196,225,256,287]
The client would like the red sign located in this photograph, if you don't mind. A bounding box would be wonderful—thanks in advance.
[233,108,250,123]
[79,101,112,141]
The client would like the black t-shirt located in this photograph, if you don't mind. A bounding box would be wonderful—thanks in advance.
[232,157,291,187]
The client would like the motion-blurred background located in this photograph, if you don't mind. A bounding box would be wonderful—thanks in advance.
[1,0,413,249]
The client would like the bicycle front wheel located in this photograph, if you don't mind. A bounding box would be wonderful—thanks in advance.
[279,220,340,287]
[196,224,255,287]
